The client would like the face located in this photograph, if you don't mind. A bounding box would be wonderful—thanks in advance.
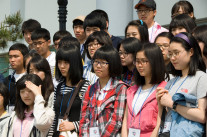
[20,88,35,108]
[33,38,51,58]
[9,50,24,71]
[172,7,194,18]
[73,25,86,41]
[171,27,187,36]
[126,26,141,40]
[168,42,193,71]
[58,60,70,77]
[29,63,45,81]
[53,39,60,51]
[135,51,151,78]
[137,5,156,27]
[24,31,33,45]
[93,59,110,79]
[85,27,101,38]
[119,45,134,67]
[88,40,101,58]
[0,94,4,110]
[155,37,170,63]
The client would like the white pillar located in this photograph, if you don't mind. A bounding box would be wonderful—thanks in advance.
[96,0,133,36]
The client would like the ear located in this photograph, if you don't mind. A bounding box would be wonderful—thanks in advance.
[47,40,51,47]
[106,21,109,30]
[189,48,194,57]
[153,10,157,17]
[189,12,194,18]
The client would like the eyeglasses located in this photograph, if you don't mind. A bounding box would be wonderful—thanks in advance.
[136,9,153,14]
[33,41,47,46]
[118,51,129,58]
[167,50,185,58]
[156,44,170,50]
[87,43,100,49]
[92,60,109,67]
[134,59,149,65]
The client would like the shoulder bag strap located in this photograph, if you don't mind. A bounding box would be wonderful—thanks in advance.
[63,80,86,120]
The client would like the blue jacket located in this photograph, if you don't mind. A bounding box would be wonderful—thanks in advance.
[170,92,204,137]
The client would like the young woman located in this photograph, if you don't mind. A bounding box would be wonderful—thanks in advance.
[155,32,174,74]
[121,43,167,137]
[51,45,89,137]
[169,14,196,36]
[2,74,55,137]
[0,83,10,135]
[79,46,127,137]
[125,20,149,43]
[171,1,195,19]
[83,30,112,84]
[118,37,141,86]
[156,32,207,136]
[193,25,207,71]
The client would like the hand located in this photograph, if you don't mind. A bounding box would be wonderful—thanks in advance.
[59,121,75,131]
[25,81,42,96]
[156,87,168,102]
[160,93,173,109]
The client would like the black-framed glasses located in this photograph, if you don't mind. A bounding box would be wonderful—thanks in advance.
[92,60,109,67]
[136,9,153,14]
[156,44,170,50]
[87,42,100,49]
[134,59,149,65]
[118,51,129,58]
[33,41,47,46]
[167,50,185,58]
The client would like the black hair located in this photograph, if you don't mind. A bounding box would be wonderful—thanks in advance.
[27,55,54,107]
[171,1,195,20]
[92,46,122,78]
[31,28,50,41]
[193,25,207,58]
[22,19,41,35]
[154,32,174,43]
[23,50,39,68]
[117,37,141,73]
[84,31,112,59]
[53,30,72,42]
[125,20,149,43]
[169,32,206,76]
[58,36,80,49]
[0,83,9,110]
[16,74,44,120]
[169,14,196,34]
[91,9,109,29]
[73,20,84,28]
[83,12,106,31]
[134,43,166,85]
[56,45,83,85]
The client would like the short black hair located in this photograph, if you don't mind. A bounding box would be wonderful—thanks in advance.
[169,14,196,34]
[56,45,83,85]
[58,36,80,49]
[0,83,9,110]
[171,1,195,20]
[31,28,50,41]
[73,20,84,28]
[53,30,72,42]
[170,32,206,76]
[85,31,112,59]
[92,46,122,78]
[193,25,207,58]
[91,9,109,29]
[154,32,174,43]
[134,43,166,85]
[22,19,41,35]
[83,12,106,31]
[125,20,149,43]
[9,43,29,57]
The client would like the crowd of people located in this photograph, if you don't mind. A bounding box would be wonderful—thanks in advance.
[0,0,207,137]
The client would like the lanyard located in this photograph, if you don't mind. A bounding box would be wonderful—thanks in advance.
[169,76,188,93]
[130,85,156,128]
[20,121,23,137]
[9,71,15,92]
[80,44,84,55]
[59,84,75,116]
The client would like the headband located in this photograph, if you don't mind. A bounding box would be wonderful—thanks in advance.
[175,33,191,45]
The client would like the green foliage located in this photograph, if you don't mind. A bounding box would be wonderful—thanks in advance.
[0,11,23,48]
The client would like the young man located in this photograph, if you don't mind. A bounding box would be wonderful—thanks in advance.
[91,9,122,49]
[4,43,29,112]
[73,16,86,56]
[31,28,56,78]
[135,0,168,43]
[21,19,41,50]
[53,30,72,51]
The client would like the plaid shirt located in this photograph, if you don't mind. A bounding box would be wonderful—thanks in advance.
[79,78,127,137]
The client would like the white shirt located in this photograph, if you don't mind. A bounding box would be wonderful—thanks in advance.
[14,72,25,82]
[46,52,56,78]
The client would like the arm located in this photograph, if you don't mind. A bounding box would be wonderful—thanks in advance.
[121,105,128,137]
[102,85,127,136]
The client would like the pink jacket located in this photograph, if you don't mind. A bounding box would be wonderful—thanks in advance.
[127,81,166,137]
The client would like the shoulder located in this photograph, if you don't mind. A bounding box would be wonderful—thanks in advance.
[154,22,168,32]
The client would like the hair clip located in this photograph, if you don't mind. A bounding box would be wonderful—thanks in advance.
[140,20,143,26]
